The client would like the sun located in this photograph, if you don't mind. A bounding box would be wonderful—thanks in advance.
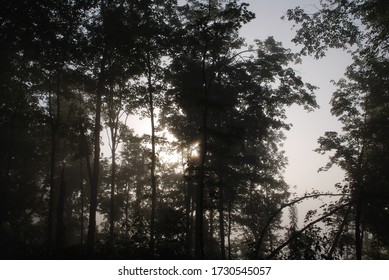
[189,142,200,158]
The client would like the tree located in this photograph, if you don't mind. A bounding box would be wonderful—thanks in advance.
[284,0,389,59]
[315,57,389,259]
[286,0,389,259]
[82,0,146,251]
[135,0,179,252]
[163,0,317,258]
[0,0,89,255]
[163,0,256,259]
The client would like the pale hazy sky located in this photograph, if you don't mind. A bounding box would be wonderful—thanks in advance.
[239,1,351,182]
[240,0,352,216]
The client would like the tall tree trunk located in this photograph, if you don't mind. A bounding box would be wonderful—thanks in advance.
[87,54,106,252]
[227,201,232,260]
[0,99,19,235]
[218,179,225,259]
[48,113,57,250]
[195,33,211,260]
[87,86,102,251]
[77,107,92,246]
[209,207,214,258]
[135,151,145,212]
[146,43,157,253]
[108,87,121,243]
[86,0,107,251]
[184,175,193,256]
[48,69,62,250]
[195,92,207,259]
[80,158,84,244]
[56,166,67,250]
[109,142,116,242]
[355,189,363,260]
[355,144,365,260]
[125,182,130,238]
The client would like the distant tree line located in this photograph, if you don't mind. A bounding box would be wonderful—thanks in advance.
[0,0,388,259]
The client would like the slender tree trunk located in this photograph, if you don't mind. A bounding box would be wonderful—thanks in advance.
[218,179,225,259]
[48,69,62,250]
[227,201,232,260]
[0,100,19,235]
[195,99,207,259]
[195,33,212,260]
[87,53,106,252]
[135,151,145,212]
[146,44,157,253]
[80,158,84,244]
[109,143,116,242]
[125,182,130,238]
[87,0,107,251]
[355,189,363,260]
[79,119,93,185]
[355,143,365,260]
[48,116,57,250]
[184,175,193,256]
[209,207,214,258]
[87,87,102,251]
[56,166,67,250]
[108,87,120,243]
[77,108,92,246]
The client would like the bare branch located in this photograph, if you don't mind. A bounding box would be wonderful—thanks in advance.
[255,192,348,258]
[266,202,351,259]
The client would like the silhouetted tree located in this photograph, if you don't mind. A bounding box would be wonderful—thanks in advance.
[286,0,389,259]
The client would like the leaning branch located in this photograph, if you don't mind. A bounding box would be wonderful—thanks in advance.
[265,202,351,259]
[255,192,348,258]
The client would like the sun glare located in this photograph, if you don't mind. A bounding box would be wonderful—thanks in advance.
[190,142,200,158]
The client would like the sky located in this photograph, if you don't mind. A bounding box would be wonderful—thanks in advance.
[239,0,353,217]
[106,0,354,222]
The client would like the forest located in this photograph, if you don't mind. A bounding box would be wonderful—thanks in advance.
[0,0,388,260]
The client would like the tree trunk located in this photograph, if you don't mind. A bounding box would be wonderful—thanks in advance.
[125,182,130,238]
[184,174,193,256]
[195,33,211,260]
[227,201,232,260]
[86,86,102,251]
[146,43,157,253]
[0,99,19,236]
[56,166,67,250]
[86,0,107,251]
[108,86,120,244]
[47,117,57,250]
[355,190,363,260]
[48,69,62,250]
[209,207,214,258]
[218,179,225,259]
[86,54,105,252]
[355,144,365,260]
[80,158,84,244]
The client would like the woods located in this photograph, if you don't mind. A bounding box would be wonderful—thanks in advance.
[0,0,388,260]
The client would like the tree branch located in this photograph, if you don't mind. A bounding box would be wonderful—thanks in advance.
[255,192,348,258]
[266,202,351,259]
